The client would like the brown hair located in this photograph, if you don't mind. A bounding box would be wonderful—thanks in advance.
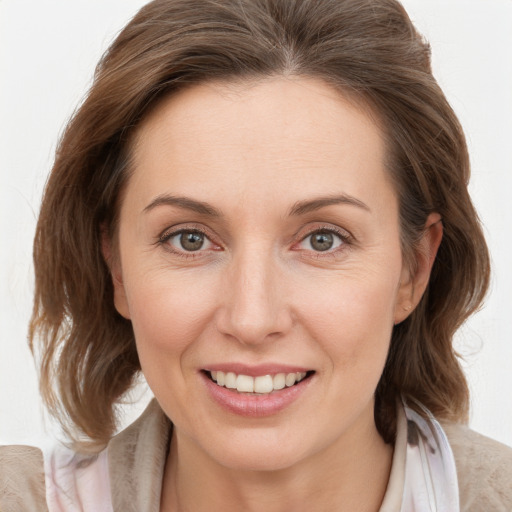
[30,0,490,451]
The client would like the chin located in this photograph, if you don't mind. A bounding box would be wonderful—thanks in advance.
[199,430,313,472]
[217,450,303,473]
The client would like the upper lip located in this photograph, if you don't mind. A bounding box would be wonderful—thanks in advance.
[202,363,313,377]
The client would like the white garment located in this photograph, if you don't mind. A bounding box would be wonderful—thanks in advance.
[401,399,459,511]
[42,399,460,512]
[44,445,112,511]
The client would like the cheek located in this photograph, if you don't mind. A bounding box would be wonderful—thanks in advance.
[296,269,399,371]
[123,270,219,362]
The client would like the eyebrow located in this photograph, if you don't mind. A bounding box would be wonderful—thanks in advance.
[143,193,370,217]
[289,194,370,216]
[143,194,222,217]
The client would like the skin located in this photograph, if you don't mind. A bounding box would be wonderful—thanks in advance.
[107,77,442,511]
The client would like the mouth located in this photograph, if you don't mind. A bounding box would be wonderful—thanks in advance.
[203,370,315,395]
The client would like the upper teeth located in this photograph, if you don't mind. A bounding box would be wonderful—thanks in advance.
[210,371,307,394]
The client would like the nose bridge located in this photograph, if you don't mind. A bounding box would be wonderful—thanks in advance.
[217,241,291,344]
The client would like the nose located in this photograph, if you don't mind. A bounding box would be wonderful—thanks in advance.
[215,247,293,346]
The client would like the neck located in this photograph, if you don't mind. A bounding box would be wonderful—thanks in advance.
[160,412,393,512]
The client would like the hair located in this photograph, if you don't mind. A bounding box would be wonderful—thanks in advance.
[30,0,490,451]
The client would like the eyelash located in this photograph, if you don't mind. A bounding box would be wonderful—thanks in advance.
[293,225,352,258]
[158,226,218,259]
[157,224,352,259]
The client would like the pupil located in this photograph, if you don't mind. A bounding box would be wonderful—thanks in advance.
[311,232,333,251]
[180,232,204,251]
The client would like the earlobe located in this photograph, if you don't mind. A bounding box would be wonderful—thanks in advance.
[112,282,131,320]
[394,213,443,324]
[100,226,131,320]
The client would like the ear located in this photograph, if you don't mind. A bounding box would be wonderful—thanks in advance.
[394,213,443,324]
[101,226,131,320]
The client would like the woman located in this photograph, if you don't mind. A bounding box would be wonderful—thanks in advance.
[1,0,511,510]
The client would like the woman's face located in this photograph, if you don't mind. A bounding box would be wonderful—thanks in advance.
[112,77,419,471]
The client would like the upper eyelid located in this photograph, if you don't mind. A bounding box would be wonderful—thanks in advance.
[158,224,213,243]
[296,223,352,242]
[298,230,349,248]
[156,222,353,249]
[157,227,219,257]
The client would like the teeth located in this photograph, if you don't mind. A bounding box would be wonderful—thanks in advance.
[254,375,273,393]
[225,372,237,389]
[273,373,286,390]
[236,374,254,393]
[210,370,308,394]
[285,373,297,387]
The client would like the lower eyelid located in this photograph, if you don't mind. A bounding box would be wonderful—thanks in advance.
[158,228,225,257]
[303,234,343,249]
[157,225,351,255]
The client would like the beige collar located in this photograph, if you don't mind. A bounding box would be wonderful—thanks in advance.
[106,399,439,512]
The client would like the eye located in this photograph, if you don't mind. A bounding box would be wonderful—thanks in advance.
[298,229,346,252]
[161,229,217,253]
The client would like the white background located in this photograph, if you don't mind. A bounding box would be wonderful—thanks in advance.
[1,0,511,447]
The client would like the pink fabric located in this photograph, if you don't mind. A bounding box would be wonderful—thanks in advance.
[44,444,113,512]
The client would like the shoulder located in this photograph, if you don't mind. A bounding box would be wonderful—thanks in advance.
[442,422,512,511]
[0,444,49,511]
[108,399,171,511]
[0,442,111,512]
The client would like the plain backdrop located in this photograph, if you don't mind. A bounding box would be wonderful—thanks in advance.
[1,0,511,447]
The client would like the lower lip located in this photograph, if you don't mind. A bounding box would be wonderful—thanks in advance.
[202,372,313,417]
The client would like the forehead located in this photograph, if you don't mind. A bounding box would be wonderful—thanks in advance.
[126,76,394,215]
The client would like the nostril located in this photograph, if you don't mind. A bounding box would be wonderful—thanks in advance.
[215,307,294,346]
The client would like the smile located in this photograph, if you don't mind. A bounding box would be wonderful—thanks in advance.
[202,367,315,416]
[208,370,309,394]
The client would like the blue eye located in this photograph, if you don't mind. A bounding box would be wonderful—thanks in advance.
[300,230,344,252]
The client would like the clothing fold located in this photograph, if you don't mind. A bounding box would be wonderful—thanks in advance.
[41,398,460,511]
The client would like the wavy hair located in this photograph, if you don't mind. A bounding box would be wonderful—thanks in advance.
[30,0,490,451]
